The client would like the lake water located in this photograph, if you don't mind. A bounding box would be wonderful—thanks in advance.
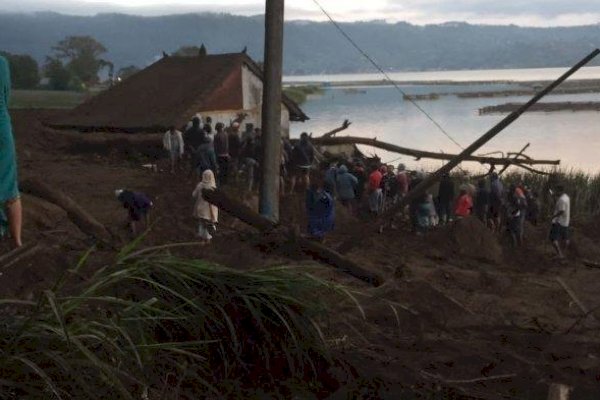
[284,66,600,84]
[288,69,600,173]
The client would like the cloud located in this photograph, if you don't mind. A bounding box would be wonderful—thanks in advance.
[1,0,599,26]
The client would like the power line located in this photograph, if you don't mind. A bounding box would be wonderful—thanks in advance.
[310,0,465,150]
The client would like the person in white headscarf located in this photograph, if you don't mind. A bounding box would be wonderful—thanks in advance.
[192,169,219,243]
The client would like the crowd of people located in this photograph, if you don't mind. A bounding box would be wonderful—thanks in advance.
[303,157,572,259]
[119,116,325,245]
[127,122,574,259]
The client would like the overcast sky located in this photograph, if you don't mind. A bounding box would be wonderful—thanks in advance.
[2,0,600,26]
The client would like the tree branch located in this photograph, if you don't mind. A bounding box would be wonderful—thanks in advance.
[312,136,560,166]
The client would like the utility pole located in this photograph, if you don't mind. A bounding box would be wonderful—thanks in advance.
[259,0,285,222]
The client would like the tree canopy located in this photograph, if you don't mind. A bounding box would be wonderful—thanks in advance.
[0,51,40,89]
[52,35,108,86]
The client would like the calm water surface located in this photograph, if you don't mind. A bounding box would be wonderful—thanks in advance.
[289,80,600,173]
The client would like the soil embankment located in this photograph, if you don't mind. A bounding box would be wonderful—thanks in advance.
[4,109,600,398]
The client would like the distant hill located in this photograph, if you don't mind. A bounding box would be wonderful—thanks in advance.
[0,12,599,75]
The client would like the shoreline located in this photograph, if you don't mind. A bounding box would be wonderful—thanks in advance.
[285,77,600,88]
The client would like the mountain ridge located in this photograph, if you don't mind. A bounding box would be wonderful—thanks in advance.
[0,12,599,75]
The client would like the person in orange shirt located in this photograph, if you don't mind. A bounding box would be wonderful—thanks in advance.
[454,187,473,218]
[368,166,385,215]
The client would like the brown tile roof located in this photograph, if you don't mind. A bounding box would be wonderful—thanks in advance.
[52,52,308,132]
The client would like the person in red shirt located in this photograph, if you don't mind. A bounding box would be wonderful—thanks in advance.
[368,166,385,214]
[454,187,473,218]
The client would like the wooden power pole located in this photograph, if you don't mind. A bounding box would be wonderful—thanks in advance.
[259,0,285,222]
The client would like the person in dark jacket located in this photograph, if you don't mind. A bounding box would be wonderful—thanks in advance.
[195,136,218,176]
[489,172,505,232]
[116,189,153,235]
[289,132,314,194]
[324,163,338,197]
[203,116,213,137]
[306,174,335,242]
[352,162,367,202]
[474,180,490,223]
[213,122,229,185]
[336,164,358,214]
[437,173,455,225]
[240,135,259,192]
[280,138,293,193]
[381,165,399,210]
[183,117,205,176]
[227,122,242,180]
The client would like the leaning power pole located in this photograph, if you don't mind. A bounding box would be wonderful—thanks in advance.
[259,0,285,222]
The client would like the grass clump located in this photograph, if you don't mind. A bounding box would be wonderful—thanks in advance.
[503,169,600,218]
[0,247,350,399]
[9,90,89,109]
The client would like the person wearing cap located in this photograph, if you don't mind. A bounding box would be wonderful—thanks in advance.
[116,189,153,235]
[163,125,184,174]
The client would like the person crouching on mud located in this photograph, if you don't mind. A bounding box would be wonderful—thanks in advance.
[192,170,219,245]
[306,172,335,242]
[116,189,153,236]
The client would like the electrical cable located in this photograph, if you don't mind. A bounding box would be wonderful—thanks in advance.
[310,0,465,150]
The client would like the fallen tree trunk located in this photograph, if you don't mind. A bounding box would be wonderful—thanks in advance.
[312,136,560,166]
[202,188,382,286]
[20,178,112,244]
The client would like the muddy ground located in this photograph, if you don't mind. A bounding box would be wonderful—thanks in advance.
[3,109,600,399]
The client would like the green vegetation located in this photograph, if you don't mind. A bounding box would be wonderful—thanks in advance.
[0,245,354,398]
[0,51,40,89]
[9,90,89,109]
[503,169,600,218]
[283,85,324,104]
[47,35,112,89]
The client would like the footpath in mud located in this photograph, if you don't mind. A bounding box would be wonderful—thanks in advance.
[3,109,600,399]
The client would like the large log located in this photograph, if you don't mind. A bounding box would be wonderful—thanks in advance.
[312,136,560,166]
[202,188,382,286]
[20,178,112,244]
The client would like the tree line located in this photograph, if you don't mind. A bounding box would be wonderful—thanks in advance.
[1,36,140,91]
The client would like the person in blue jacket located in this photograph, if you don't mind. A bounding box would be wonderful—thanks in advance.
[306,174,335,242]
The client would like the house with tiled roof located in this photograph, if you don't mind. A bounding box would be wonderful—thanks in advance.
[52,50,308,135]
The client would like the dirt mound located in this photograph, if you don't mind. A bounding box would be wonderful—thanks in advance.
[22,194,71,231]
[448,217,503,264]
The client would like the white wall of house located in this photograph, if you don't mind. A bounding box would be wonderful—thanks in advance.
[188,65,294,137]
[241,65,291,137]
